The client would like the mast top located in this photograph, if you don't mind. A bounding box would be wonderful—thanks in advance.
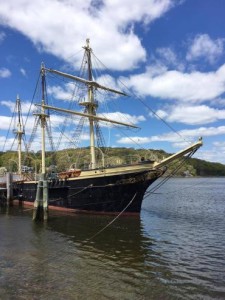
[83,38,91,52]
[86,38,90,48]
[41,62,45,73]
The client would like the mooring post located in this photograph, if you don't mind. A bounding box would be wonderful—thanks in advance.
[43,179,49,221]
[32,179,42,221]
[6,172,13,206]
[33,173,49,221]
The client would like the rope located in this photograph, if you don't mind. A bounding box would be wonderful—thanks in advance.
[92,50,191,147]
[2,102,16,152]
[85,192,137,241]
[66,184,93,198]
[144,149,197,198]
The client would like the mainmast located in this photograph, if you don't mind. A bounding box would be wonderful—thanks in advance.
[83,38,96,169]
[41,39,135,170]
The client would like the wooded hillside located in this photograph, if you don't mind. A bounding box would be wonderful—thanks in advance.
[0,147,225,176]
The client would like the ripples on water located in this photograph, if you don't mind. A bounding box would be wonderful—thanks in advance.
[0,178,225,299]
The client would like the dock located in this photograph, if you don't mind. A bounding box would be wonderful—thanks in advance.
[0,187,7,204]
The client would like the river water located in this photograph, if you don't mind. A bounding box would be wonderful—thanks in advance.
[0,178,225,299]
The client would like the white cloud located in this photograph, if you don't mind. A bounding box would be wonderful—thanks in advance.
[0,31,6,43]
[0,113,37,135]
[186,34,224,64]
[99,112,145,126]
[1,100,35,114]
[213,141,225,148]
[153,126,225,141]
[0,136,16,152]
[0,116,13,130]
[20,68,27,77]
[0,100,15,112]
[116,128,225,164]
[117,126,225,146]
[0,0,175,71]
[47,74,126,103]
[0,67,11,78]
[155,47,184,71]
[197,148,225,164]
[145,63,168,77]
[47,83,77,101]
[210,97,225,107]
[125,63,225,102]
[155,105,225,125]
[156,47,177,64]
[154,109,168,120]
[117,136,151,145]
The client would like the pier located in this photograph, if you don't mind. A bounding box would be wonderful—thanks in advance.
[0,172,13,207]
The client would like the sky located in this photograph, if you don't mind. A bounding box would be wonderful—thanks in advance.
[0,0,225,164]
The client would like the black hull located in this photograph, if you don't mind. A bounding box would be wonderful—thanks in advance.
[14,168,164,214]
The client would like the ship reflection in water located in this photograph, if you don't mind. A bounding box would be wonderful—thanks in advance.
[0,206,175,299]
[1,178,225,299]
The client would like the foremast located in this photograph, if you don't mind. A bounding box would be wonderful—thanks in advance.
[40,63,48,175]
[33,62,49,221]
[34,63,49,176]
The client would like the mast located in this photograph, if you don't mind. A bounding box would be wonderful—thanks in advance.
[44,68,127,96]
[32,63,49,222]
[33,63,49,175]
[15,95,24,175]
[84,38,96,169]
[36,104,138,128]
[41,39,134,169]
[41,63,48,175]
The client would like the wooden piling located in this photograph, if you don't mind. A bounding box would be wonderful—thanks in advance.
[33,174,49,221]
[6,172,13,206]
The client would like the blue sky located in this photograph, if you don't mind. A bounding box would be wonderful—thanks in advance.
[0,0,225,164]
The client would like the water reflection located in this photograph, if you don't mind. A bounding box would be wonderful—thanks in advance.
[45,210,175,299]
[0,206,175,299]
[1,178,225,300]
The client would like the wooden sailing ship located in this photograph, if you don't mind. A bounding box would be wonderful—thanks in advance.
[1,39,203,216]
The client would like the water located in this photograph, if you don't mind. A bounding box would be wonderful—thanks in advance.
[0,178,225,299]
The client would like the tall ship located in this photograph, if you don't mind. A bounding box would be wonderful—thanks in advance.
[0,39,202,216]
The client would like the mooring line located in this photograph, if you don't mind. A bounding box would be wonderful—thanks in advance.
[85,192,137,242]
[67,184,93,198]
[144,149,196,199]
